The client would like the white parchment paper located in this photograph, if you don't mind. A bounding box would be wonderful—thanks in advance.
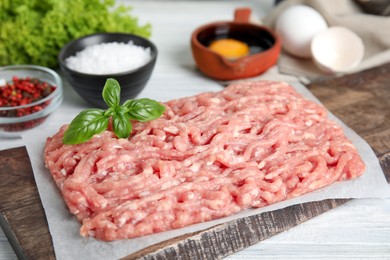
[24,82,390,260]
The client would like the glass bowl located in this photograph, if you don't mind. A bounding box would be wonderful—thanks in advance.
[0,65,63,138]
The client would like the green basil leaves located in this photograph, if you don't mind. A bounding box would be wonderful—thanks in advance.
[124,98,166,122]
[102,78,121,107]
[63,78,165,145]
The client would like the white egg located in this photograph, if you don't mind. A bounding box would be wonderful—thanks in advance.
[276,5,328,58]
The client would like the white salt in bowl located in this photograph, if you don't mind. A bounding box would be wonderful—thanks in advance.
[311,27,364,74]
[58,33,158,108]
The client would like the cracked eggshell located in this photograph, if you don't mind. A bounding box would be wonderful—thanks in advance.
[311,26,364,73]
[276,5,328,58]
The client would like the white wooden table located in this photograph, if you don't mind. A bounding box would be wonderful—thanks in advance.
[1,1,389,259]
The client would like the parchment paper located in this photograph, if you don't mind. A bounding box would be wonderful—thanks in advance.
[24,82,390,260]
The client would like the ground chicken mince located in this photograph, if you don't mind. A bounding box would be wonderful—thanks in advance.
[44,81,365,241]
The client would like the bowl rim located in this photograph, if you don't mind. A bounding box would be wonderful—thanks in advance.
[0,64,63,111]
[58,32,158,77]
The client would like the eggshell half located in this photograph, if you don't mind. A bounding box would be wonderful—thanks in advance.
[311,26,365,73]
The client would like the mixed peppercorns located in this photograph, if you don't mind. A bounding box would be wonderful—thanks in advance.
[0,76,56,131]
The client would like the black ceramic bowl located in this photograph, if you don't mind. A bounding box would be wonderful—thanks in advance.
[58,33,158,108]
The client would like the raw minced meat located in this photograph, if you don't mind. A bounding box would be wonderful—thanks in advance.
[44,81,365,241]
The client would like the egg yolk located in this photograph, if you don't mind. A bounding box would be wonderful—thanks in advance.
[209,39,250,59]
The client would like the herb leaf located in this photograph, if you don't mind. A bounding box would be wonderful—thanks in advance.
[63,109,109,145]
[124,98,166,122]
[62,79,165,145]
[112,112,132,139]
[102,78,121,108]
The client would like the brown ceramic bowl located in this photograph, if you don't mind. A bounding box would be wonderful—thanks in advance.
[191,8,281,81]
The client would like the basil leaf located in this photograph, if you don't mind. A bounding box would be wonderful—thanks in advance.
[115,105,129,114]
[104,106,116,117]
[102,78,121,108]
[123,98,165,122]
[62,80,165,145]
[62,109,109,144]
[112,112,132,139]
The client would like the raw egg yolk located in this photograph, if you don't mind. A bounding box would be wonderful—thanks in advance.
[209,39,250,59]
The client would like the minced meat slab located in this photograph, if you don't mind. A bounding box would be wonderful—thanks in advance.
[44,81,365,241]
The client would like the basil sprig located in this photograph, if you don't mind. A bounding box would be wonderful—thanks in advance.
[63,78,165,145]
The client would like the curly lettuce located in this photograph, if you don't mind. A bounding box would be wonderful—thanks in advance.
[0,0,151,67]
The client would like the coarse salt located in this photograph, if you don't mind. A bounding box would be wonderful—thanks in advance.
[65,41,152,75]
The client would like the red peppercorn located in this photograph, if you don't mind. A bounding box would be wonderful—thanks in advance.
[0,77,56,131]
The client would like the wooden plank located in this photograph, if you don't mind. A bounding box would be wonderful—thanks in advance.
[0,147,55,260]
[0,63,389,259]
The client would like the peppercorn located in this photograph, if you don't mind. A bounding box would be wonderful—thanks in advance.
[0,77,56,131]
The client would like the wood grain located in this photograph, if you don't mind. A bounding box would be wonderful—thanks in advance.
[0,63,389,259]
[0,147,55,260]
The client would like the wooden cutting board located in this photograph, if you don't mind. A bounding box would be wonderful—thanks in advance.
[1,63,389,260]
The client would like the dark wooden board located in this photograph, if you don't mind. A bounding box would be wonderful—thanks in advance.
[1,63,390,259]
[0,147,56,260]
